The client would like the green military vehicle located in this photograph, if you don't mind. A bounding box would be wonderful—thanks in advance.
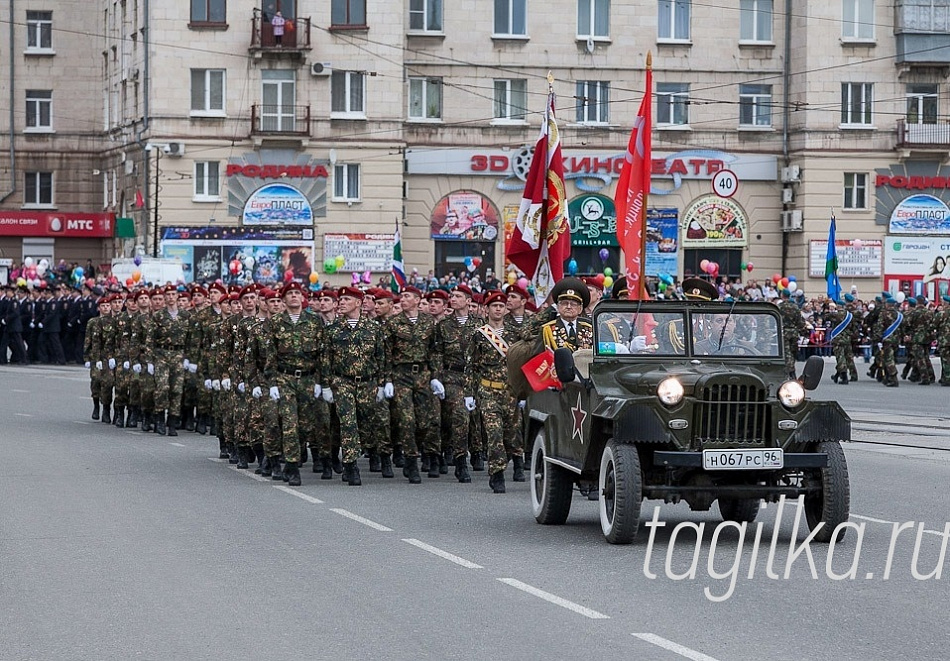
[525,299,851,544]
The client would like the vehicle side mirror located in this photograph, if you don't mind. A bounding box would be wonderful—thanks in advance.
[799,355,823,391]
[553,347,576,384]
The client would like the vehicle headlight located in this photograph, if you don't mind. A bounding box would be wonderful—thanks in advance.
[778,380,805,408]
[657,378,684,406]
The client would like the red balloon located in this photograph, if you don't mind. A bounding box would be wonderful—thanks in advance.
[780,277,789,288]
[700,259,710,273]
[283,270,294,282]
[746,262,754,272]
[472,257,482,267]
[594,274,606,286]
[772,273,781,284]
[125,278,134,286]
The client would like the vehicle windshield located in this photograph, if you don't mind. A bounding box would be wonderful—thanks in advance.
[595,310,689,357]
[691,311,780,357]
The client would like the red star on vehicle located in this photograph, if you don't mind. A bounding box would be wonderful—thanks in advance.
[571,393,587,444]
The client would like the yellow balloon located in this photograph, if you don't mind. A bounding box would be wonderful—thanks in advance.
[507,272,516,285]
[603,276,614,289]
[309,272,319,284]
[335,255,345,268]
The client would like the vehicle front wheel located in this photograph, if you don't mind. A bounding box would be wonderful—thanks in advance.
[530,429,573,525]
[718,498,760,523]
[804,440,851,543]
[599,440,642,544]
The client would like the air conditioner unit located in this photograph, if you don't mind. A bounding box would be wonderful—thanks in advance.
[780,165,801,183]
[781,209,803,232]
[166,142,185,157]
[781,187,794,204]
[310,62,332,77]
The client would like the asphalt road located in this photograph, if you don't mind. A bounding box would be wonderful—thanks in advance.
[1,364,948,661]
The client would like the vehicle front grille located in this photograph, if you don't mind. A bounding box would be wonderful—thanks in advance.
[693,383,771,447]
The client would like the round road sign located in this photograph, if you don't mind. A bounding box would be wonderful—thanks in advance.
[712,169,739,198]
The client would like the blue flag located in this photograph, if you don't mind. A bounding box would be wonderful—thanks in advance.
[825,217,841,302]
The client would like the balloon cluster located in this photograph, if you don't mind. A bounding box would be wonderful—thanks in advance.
[463,256,483,272]
[739,261,754,273]
[323,254,345,275]
[699,259,720,278]
[771,272,799,293]
[656,272,674,294]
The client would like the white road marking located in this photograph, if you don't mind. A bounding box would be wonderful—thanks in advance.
[496,578,609,620]
[329,508,392,532]
[73,421,92,425]
[168,442,186,447]
[11,389,29,393]
[15,413,33,417]
[208,457,227,463]
[402,539,483,569]
[631,633,720,661]
[228,465,270,482]
[853,514,948,537]
[274,486,324,504]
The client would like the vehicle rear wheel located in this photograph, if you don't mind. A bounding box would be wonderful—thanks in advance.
[718,498,760,523]
[804,440,850,543]
[599,440,642,544]
[530,429,573,525]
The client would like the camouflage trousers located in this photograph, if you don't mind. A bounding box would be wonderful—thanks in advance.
[832,342,854,378]
[939,345,950,384]
[274,373,323,464]
[197,373,213,416]
[232,390,252,449]
[476,382,516,476]
[256,395,281,457]
[442,379,471,460]
[881,343,899,382]
[129,370,142,409]
[153,352,184,414]
[140,370,156,416]
[392,367,439,458]
[332,380,380,464]
[91,366,114,408]
[182,369,199,410]
[910,343,935,383]
[783,336,799,377]
[316,401,339,458]
[114,363,132,407]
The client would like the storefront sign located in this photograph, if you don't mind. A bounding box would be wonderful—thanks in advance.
[226,164,328,179]
[430,190,500,241]
[323,233,395,272]
[0,211,114,238]
[568,194,617,247]
[242,183,313,226]
[228,153,328,218]
[884,237,950,299]
[680,196,748,248]
[888,194,950,235]
[646,209,679,275]
[808,239,883,278]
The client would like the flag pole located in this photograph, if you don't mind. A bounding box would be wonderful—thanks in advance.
[637,52,653,298]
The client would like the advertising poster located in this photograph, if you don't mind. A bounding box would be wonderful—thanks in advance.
[281,246,313,281]
[162,245,194,283]
[888,194,950,235]
[567,194,618,247]
[808,239,883,278]
[431,190,500,241]
[884,236,950,300]
[242,183,314,226]
[250,246,282,285]
[680,195,748,248]
[192,246,223,283]
[645,208,679,276]
[502,204,521,273]
[323,234,394,273]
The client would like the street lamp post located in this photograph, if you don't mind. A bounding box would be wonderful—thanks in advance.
[144,143,168,257]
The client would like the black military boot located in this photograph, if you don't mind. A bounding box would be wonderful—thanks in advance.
[127,406,139,428]
[141,412,153,433]
[512,455,526,482]
[284,461,301,486]
[195,413,207,435]
[454,456,471,483]
[393,447,405,468]
[218,437,229,459]
[489,471,506,494]
[101,406,112,425]
[300,446,309,467]
[154,412,166,436]
[236,446,249,469]
[185,410,196,432]
[345,462,361,486]
[91,398,101,421]
[227,442,239,464]
[831,372,839,383]
[438,452,448,475]
[368,451,382,473]
[209,418,217,437]
[427,453,440,478]
[471,451,485,472]
[253,445,265,473]
[113,406,125,428]
[839,374,849,385]
[332,453,344,475]
[272,458,286,481]
[420,454,430,473]
[166,416,179,437]
[403,457,422,484]
[380,453,394,478]
[321,457,334,480]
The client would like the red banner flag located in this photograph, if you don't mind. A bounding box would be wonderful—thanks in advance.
[507,91,570,305]
[614,58,653,300]
[134,189,145,208]
[521,348,561,392]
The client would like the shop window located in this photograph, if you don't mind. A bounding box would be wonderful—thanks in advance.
[683,248,743,282]
[435,242,496,281]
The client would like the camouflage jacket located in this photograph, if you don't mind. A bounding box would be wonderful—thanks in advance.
[200,308,227,379]
[876,306,902,346]
[233,314,259,384]
[912,307,934,345]
[322,316,387,388]
[465,321,514,395]
[89,315,118,363]
[777,300,805,340]
[384,311,438,373]
[263,311,324,381]
[129,311,152,365]
[935,307,950,346]
[243,316,270,388]
[827,309,853,345]
[113,311,137,361]
[83,316,101,363]
[433,314,480,383]
[146,309,189,361]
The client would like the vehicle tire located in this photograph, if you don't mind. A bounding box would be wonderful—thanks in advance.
[530,429,573,525]
[718,498,760,523]
[599,440,642,544]
[804,440,851,543]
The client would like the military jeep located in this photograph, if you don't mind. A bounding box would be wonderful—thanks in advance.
[524,299,851,544]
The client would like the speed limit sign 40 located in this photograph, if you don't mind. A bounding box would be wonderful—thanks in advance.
[712,169,739,198]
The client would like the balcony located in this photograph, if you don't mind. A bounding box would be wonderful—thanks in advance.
[249,11,312,58]
[895,0,950,67]
[896,118,950,156]
[250,104,311,143]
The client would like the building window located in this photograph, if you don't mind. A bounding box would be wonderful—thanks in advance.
[333,164,361,201]
[494,0,527,36]
[25,90,53,131]
[493,79,528,121]
[24,172,54,207]
[657,83,689,125]
[843,173,867,209]
[194,162,220,200]
[842,0,874,40]
[841,82,873,126]
[26,11,53,51]
[906,84,938,124]
[739,0,772,42]
[409,77,442,120]
[190,69,226,115]
[190,0,226,24]
[739,84,772,126]
[332,0,367,27]
[575,81,609,124]
[410,0,442,31]
[577,0,609,38]
[331,71,366,117]
[658,0,690,40]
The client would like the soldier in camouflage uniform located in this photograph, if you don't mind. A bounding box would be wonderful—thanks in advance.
[827,301,854,384]
[112,293,138,425]
[178,288,202,431]
[866,297,884,381]
[128,290,152,429]
[198,284,228,453]
[936,295,950,386]
[877,296,903,387]
[776,289,805,378]
[215,293,244,461]
[910,295,935,385]
[900,298,920,382]
[185,285,211,435]
[83,296,113,421]
[263,281,325,487]
[145,285,189,435]
[383,286,441,484]
[250,289,282,477]
[231,286,261,468]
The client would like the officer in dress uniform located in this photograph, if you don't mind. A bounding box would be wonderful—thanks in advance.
[540,279,593,353]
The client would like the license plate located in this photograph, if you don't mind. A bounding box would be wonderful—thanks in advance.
[702,449,784,470]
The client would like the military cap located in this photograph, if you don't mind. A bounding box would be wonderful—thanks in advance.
[401,285,423,297]
[611,276,629,299]
[150,287,165,297]
[452,284,474,298]
[484,291,507,306]
[280,281,305,297]
[916,295,927,305]
[178,290,192,300]
[581,276,604,292]
[525,300,539,313]
[227,284,241,294]
[906,298,916,307]
[942,295,950,303]
[393,294,401,304]
[374,289,393,301]
[239,284,258,298]
[317,288,338,300]
[208,282,227,297]
[551,277,590,308]
[362,288,378,300]
[259,288,279,301]
[472,293,484,305]
[426,289,448,301]
[338,286,364,300]
[681,277,719,301]
[504,283,530,300]
[227,293,241,303]
[874,295,882,303]
[844,293,855,303]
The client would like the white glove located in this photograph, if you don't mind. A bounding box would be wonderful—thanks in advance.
[629,335,649,352]
[133,363,142,374]
[269,386,280,401]
[29,322,34,329]
[204,379,213,390]
[84,361,91,369]
[313,384,322,399]
[376,386,385,403]
[188,363,198,373]
[252,386,262,398]
[212,379,221,391]
[222,378,231,391]
[238,382,246,393]
[322,388,334,403]
[38,323,43,329]
[518,400,526,410]
[147,363,155,375]
[95,361,103,370]
[464,396,476,411]
[108,358,116,369]
[183,359,191,370]
[430,378,445,399]
[123,361,130,370]
[384,382,394,399]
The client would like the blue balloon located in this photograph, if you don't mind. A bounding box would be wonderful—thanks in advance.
[74,267,84,277]
[134,256,142,266]
[788,275,797,282]
[464,257,473,267]
[568,259,578,275]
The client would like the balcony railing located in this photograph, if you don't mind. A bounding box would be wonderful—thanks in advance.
[896,118,950,148]
[249,11,312,52]
[251,105,311,137]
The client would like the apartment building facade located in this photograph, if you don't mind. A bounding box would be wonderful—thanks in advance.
[1,0,948,298]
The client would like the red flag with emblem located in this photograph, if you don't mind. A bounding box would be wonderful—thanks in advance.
[521,348,561,391]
